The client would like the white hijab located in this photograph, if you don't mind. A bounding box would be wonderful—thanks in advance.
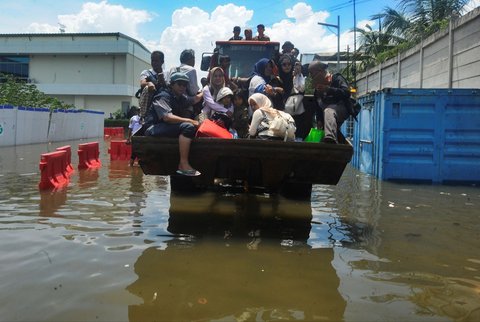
[249,93,277,115]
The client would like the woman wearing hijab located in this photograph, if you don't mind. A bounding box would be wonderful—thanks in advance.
[277,54,294,103]
[248,58,284,99]
[278,54,308,139]
[248,93,295,141]
[268,54,294,110]
[201,67,233,119]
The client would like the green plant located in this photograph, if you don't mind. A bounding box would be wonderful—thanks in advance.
[0,74,74,109]
[104,118,129,129]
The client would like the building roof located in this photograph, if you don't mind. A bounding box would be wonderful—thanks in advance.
[0,32,150,57]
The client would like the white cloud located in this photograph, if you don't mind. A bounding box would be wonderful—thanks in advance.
[357,19,376,30]
[463,0,480,13]
[27,0,151,38]
[9,1,366,78]
[152,4,254,74]
[267,2,361,57]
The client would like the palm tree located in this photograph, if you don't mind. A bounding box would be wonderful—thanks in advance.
[354,24,403,68]
[371,0,469,43]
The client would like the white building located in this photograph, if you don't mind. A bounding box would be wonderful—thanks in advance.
[0,33,151,117]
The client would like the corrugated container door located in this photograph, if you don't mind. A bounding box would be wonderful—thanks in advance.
[380,90,440,181]
[358,94,376,175]
[440,91,480,182]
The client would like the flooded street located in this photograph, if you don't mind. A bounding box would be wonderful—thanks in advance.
[0,139,479,322]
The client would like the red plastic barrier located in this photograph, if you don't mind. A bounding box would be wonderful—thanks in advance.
[108,140,132,161]
[56,145,74,175]
[38,151,70,190]
[78,142,102,169]
[104,127,124,138]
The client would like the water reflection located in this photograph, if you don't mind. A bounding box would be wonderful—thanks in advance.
[127,243,346,322]
[109,160,134,180]
[333,167,480,321]
[124,190,354,321]
[77,168,99,188]
[39,189,67,217]
[168,192,313,243]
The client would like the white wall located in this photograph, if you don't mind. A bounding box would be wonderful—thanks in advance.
[0,106,104,147]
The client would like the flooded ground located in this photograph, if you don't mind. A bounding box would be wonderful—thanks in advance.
[0,139,479,322]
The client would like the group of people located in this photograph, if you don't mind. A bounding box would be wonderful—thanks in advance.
[229,24,270,41]
[126,34,352,176]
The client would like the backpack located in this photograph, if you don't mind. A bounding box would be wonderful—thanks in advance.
[138,70,158,119]
[266,110,296,141]
[333,73,362,121]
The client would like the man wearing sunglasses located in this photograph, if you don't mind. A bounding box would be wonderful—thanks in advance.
[308,61,351,144]
[144,72,201,176]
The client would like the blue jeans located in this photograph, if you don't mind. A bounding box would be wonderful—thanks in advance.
[145,122,196,139]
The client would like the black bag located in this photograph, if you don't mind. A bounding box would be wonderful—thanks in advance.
[345,97,362,121]
[211,112,232,129]
[334,73,362,121]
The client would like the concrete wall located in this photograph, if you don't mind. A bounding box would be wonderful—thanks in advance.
[0,105,104,147]
[357,7,480,95]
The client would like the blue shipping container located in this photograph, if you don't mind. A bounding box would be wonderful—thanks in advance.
[352,88,480,183]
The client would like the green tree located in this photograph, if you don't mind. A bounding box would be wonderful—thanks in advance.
[371,0,467,43]
[0,74,74,109]
[352,0,470,71]
[353,24,403,69]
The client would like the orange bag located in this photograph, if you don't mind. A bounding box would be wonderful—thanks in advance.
[195,119,233,139]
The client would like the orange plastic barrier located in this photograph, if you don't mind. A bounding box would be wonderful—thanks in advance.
[108,140,132,161]
[104,127,124,138]
[38,150,70,190]
[56,145,74,174]
[78,142,102,169]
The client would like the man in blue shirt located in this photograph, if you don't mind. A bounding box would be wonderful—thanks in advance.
[144,72,200,176]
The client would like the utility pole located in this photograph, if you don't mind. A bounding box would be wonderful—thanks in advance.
[353,0,357,86]
[318,15,340,71]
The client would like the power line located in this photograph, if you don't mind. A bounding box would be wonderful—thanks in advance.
[260,0,374,27]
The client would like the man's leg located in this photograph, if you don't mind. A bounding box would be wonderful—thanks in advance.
[178,134,194,171]
[323,103,348,143]
[177,122,199,174]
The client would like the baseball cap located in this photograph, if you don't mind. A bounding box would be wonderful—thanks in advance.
[170,72,190,83]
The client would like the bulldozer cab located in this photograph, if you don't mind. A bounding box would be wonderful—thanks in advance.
[201,40,280,78]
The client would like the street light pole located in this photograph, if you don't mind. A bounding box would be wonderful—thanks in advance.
[353,0,357,86]
[318,15,340,71]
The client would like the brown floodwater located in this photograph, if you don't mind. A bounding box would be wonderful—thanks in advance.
[0,139,479,322]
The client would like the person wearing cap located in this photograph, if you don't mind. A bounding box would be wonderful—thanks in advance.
[144,72,201,176]
[308,60,350,144]
[229,26,243,40]
[253,24,270,41]
[281,41,294,55]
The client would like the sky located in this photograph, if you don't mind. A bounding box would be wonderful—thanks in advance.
[1,0,479,73]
